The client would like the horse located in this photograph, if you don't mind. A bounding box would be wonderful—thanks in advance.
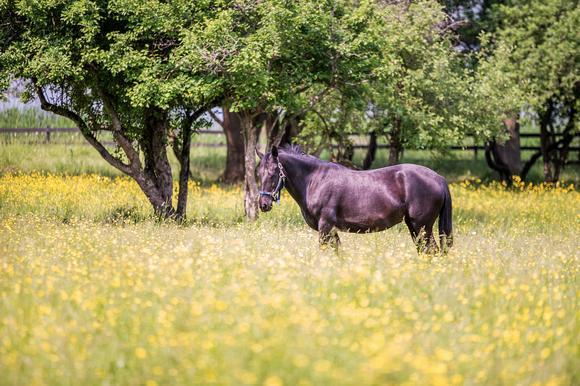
[257,145,453,253]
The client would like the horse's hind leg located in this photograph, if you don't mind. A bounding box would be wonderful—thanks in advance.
[405,216,438,254]
[404,216,419,243]
[419,227,438,254]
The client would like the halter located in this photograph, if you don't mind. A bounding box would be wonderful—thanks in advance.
[259,160,286,204]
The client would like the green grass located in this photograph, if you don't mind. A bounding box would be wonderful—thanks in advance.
[0,106,577,183]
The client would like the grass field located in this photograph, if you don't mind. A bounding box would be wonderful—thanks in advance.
[0,136,579,385]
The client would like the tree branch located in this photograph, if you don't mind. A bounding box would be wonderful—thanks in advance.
[484,141,512,182]
[208,109,224,128]
[34,83,133,175]
[520,150,542,181]
[94,85,141,170]
[294,86,332,117]
[312,109,330,133]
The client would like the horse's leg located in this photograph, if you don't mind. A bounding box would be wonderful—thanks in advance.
[319,225,340,248]
[404,215,418,243]
[318,213,340,249]
[420,226,438,255]
[406,216,438,254]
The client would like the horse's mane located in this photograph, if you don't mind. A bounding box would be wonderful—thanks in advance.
[278,143,306,156]
[278,143,348,169]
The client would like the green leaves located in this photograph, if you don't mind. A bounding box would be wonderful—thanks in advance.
[485,0,578,111]
[2,0,573,155]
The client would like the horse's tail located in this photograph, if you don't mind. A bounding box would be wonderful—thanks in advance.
[438,181,453,251]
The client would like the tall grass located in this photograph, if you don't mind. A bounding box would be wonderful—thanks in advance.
[0,174,578,385]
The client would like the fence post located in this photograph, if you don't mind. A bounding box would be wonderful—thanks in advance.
[45,129,51,143]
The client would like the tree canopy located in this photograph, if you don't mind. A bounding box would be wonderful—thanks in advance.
[2,0,567,219]
[298,0,518,164]
[479,0,579,181]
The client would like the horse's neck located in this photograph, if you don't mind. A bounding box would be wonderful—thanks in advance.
[279,153,318,207]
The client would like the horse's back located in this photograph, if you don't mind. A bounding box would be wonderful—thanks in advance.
[376,163,446,181]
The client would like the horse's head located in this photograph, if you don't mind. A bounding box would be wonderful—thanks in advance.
[257,146,285,212]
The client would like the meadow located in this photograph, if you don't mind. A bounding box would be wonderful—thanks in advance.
[0,131,579,385]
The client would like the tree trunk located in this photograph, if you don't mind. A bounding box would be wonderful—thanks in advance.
[552,104,576,181]
[221,108,245,184]
[535,97,576,183]
[497,117,522,175]
[363,131,377,170]
[176,116,193,221]
[140,109,175,217]
[539,101,555,182]
[240,112,260,221]
[133,173,173,217]
[485,116,522,182]
[485,142,511,182]
[388,118,402,166]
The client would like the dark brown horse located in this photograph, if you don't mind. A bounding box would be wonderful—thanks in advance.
[257,145,453,253]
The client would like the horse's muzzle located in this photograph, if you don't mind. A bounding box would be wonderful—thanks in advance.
[260,202,272,212]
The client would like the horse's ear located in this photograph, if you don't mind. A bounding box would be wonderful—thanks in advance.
[256,148,264,160]
[271,146,278,158]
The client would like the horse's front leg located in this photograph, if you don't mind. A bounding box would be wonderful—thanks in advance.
[318,216,341,249]
[319,228,340,248]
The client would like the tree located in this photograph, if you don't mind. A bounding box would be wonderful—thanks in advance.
[484,0,579,182]
[0,0,222,219]
[297,0,515,169]
[209,107,245,184]
[444,0,579,182]
[484,116,522,181]
[177,0,384,219]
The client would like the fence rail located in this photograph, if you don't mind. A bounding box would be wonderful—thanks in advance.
[1,127,579,153]
[0,127,222,135]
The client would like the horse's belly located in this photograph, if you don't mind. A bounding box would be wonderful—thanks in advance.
[336,206,405,233]
[337,220,399,233]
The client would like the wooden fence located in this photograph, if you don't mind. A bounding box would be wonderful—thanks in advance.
[1,127,579,154]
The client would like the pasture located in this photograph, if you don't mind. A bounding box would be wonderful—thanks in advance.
[1,0,578,383]
[0,142,578,385]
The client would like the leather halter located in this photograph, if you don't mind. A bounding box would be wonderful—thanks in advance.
[259,160,286,204]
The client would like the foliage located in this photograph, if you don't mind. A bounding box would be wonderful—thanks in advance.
[478,0,579,181]
[369,0,513,149]
[2,138,578,184]
[0,0,211,111]
[0,0,223,216]
[0,173,578,385]
[440,0,578,132]
[487,0,578,113]
[298,0,518,160]
[440,0,501,51]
